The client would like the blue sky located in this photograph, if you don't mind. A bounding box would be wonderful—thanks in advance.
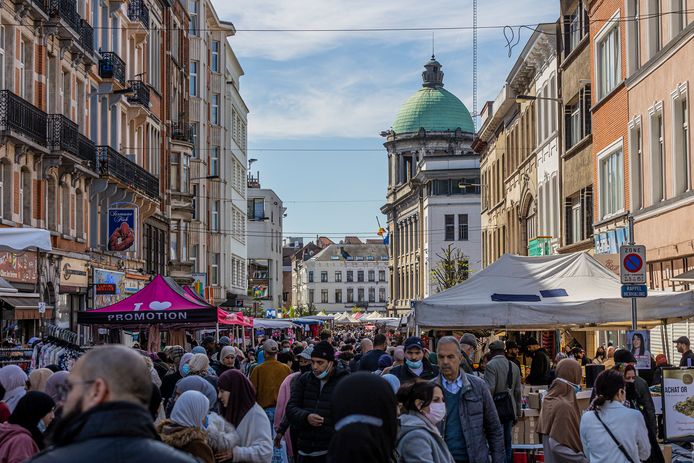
[211,0,559,243]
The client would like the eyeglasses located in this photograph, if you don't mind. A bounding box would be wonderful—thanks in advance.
[66,380,95,393]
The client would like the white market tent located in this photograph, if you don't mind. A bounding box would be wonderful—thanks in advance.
[415,252,694,330]
[0,228,52,252]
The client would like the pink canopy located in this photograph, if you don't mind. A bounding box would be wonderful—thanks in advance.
[78,275,216,325]
[218,309,253,327]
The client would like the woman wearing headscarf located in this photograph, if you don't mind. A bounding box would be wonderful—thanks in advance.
[0,385,10,423]
[0,365,28,412]
[217,369,272,462]
[327,372,398,463]
[212,346,236,376]
[27,368,53,393]
[43,370,70,428]
[0,391,55,462]
[161,347,187,407]
[157,390,215,463]
[538,359,588,463]
[188,353,218,389]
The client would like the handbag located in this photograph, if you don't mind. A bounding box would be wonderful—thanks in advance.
[593,410,635,463]
[493,360,516,423]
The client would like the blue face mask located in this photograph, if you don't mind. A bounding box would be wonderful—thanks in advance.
[406,359,423,370]
[558,377,581,393]
[37,420,47,433]
[181,364,191,377]
[203,415,209,429]
[315,368,330,380]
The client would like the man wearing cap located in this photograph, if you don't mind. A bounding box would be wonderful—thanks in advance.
[505,341,521,369]
[389,336,439,382]
[525,337,551,386]
[460,333,477,374]
[484,340,522,463]
[250,339,292,423]
[674,336,694,367]
[287,341,348,462]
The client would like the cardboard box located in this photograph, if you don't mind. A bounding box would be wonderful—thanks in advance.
[522,408,540,417]
[512,419,525,445]
[660,444,671,463]
[524,416,538,445]
[527,392,541,410]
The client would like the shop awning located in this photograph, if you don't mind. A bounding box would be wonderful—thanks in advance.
[0,228,52,252]
[0,293,53,320]
[253,319,298,329]
[672,269,694,283]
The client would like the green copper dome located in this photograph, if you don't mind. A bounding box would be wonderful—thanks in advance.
[391,57,475,134]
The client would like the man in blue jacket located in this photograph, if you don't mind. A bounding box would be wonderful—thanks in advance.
[435,336,504,463]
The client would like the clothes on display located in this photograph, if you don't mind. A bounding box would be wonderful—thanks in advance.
[30,325,83,371]
[0,348,33,371]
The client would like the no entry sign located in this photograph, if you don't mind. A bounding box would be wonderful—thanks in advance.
[620,245,647,284]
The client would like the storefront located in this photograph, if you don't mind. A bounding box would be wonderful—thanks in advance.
[57,257,89,331]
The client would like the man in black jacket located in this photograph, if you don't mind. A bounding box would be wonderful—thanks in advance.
[358,333,387,372]
[29,345,196,463]
[389,336,439,382]
[525,337,551,385]
[675,336,694,367]
[287,341,349,462]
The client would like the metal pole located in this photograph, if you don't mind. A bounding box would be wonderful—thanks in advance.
[628,215,637,330]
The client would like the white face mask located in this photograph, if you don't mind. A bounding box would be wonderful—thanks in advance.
[424,402,446,424]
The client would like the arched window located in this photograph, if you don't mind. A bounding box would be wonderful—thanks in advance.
[21,169,31,225]
[75,189,84,238]
[47,176,58,231]
[61,183,70,235]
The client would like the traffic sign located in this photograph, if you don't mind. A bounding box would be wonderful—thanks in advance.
[620,245,647,284]
[38,302,46,314]
[621,284,648,298]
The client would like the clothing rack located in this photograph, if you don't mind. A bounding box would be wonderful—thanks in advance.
[44,324,79,346]
[0,347,33,371]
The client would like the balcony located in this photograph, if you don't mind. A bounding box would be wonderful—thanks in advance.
[126,80,150,108]
[127,0,149,29]
[98,52,126,86]
[171,121,194,143]
[0,90,47,148]
[77,133,96,167]
[78,20,97,61]
[47,114,79,156]
[97,146,160,200]
[11,0,49,21]
[47,0,81,39]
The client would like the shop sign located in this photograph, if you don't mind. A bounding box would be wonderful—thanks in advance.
[662,368,694,442]
[61,258,88,287]
[93,269,126,308]
[192,273,207,298]
[594,226,629,254]
[95,283,117,294]
[0,251,37,283]
[107,208,136,252]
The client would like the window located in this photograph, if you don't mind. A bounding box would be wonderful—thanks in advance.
[564,1,589,55]
[430,178,481,195]
[18,39,26,98]
[458,214,469,241]
[170,153,180,191]
[309,289,315,304]
[626,0,641,76]
[335,289,342,303]
[347,288,354,303]
[182,155,190,193]
[379,287,386,303]
[445,215,455,241]
[210,253,220,286]
[357,288,364,302]
[321,271,328,283]
[571,203,581,244]
[149,22,162,91]
[335,271,342,282]
[629,119,644,210]
[189,0,199,36]
[180,222,188,262]
[651,108,665,203]
[346,270,353,282]
[211,94,219,125]
[211,200,220,231]
[598,143,625,219]
[170,221,179,261]
[211,41,220,72]
[321,289,328,304]
[368,288,375,303]
[210,147,219,176]
[308,271,314,283]
[368,270,375,282]
[21,170,31,225]
[596,20,620,100]
[192,184,199,220]
[671,0,686,37]
[357,270,364,282]
[0,26,5,90]
[648,0,661,57]
[189,61,198,96]
[379,270,386,282]
[673,89,690,195]
[190,244,198,272]
[248,198,264,220]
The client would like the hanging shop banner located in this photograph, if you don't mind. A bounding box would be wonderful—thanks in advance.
[61,258,88,288]
[662,368,694,442]
[107,209,136,252]
[191,273,207,298]
[0,251,37,283]
[93,269,126,308]
[626,330,652,370]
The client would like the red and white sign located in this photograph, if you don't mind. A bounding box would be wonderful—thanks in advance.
[620,245,647,284]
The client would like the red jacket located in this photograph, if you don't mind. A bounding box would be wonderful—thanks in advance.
[0,423,39,463]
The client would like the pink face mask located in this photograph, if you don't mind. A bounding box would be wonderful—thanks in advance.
[424,402,446,424]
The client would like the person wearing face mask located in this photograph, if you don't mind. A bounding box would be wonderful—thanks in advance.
[0,391,55,462]
[287,341,349,463]
[390,337,439,383]
[396,380,454,463]
[157,390,215,463]
[580,369,650,463]
[622,365,664,463]
[538,359,587,463]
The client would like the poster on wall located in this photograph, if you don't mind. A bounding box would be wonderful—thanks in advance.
[93,269,126,309]
[627,330,652,370]
[191,273,207,299]
[107,209,136,252]
[662,368,694,442]
[0,252,37,283]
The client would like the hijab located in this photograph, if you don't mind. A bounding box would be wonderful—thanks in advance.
[179,353,194,372]
[188,353,210,375]
[537,359,583,453]
[171,390,209,429]
[0,365,28,412]
[191,346,207,355]
[176,376,218,411]
[217,370,256,427]
[167,345,185,368]
[219,346,235,363]
[327,372,398,463]
[44,371,70,404]
[28,368,54,393]
[8,391,55,449]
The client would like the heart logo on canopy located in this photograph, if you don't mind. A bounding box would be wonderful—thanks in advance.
[149,301,172,310]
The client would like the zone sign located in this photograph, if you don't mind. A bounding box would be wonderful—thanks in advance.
[620,245,647,284]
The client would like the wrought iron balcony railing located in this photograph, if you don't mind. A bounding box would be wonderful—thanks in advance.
[79,19,95,56]
[97,146,159,200]
[171,121,193,143]
[0,90,47,147]
[47,114,79,156]
[48,0,81,34]
[126,80,150,107]
[98,52,126,85]
[77,133,96,167]
[127,0,150,29]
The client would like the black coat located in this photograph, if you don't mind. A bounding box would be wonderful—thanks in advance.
[28,401,197,463]
[680,350,694,367]
[286,365,350,454]
[358,349,386,372]
[526,348,551,385]
[389,358,439,383]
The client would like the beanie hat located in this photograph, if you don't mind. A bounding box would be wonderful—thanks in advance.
[655,353,668,367]
[219,336,231,346]
[460,333,477,348]
[311,341,335,361]
[378,354,394,368]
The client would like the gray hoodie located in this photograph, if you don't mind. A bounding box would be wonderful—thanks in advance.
[396,412,455,463]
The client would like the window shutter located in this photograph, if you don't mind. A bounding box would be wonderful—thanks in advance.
[564,104,573,150]
[564,198,573,245]
[582,85,592,137]
[563,16,572,53]
[583,187,594,240]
